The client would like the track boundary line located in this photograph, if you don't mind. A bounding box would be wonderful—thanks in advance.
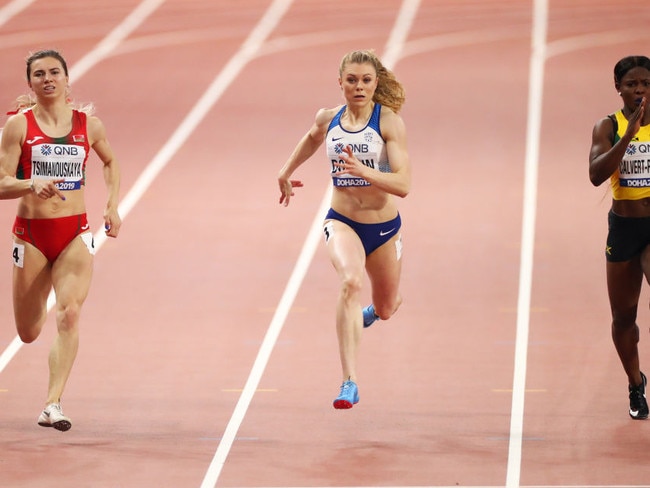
[282,486,647,488]
[69,0,166,82]
[0,0,35,28]
[545,29,650,59]
[0,0,165,377]
[506,0,548,487]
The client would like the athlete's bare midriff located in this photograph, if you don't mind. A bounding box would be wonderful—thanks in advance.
[331,186,398,223]
[612,196,650,217]
[16,189,87,219]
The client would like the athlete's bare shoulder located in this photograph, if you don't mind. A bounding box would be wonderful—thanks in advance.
[315,105,343,127]
[1,112,27,145]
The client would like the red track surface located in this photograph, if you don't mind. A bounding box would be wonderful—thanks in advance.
[1,1,650,487]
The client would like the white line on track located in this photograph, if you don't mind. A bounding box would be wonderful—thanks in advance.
[116,0,293,244]
[69,0,166,81]
[545,29,650,59]
[506,0,548,487]
[0,0,165,375]
[0,0,35,28]
[197,1,420,488]
[382,0,420,68]
[287,486,647,488]
[401,27,529,58]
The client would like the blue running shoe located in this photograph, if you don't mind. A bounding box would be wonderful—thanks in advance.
[362,304,379,328]
[333,380,359,409]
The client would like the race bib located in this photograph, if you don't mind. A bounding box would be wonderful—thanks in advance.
[31,143,86,190]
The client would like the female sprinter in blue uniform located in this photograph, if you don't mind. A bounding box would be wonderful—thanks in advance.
[278,50,410,409]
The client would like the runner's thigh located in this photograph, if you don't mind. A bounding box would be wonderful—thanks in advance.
[12,238,52,329]
[324,220,366,279]
[51,235,94,306]
[366,232,402,304]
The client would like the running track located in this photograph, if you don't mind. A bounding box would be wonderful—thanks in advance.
[1,0,650,487]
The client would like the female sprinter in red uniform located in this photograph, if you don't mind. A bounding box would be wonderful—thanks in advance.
[0,49,121,431]
[278,50,410,409]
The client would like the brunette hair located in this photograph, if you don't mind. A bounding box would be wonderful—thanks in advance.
[26,49,69,81]
[614,55,650,85]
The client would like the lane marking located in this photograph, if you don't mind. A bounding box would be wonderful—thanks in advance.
[251,486,648,488]
[0,0,35,28]
[401,27,529,58]
[507,1,548,487]
[0,24,118,49]
[258,29,369,56]
[499,307,549,313]
[493,389,547,393]
[546,29,650,59]
[69,0,166,82]
[221,389,278,393]
[0,0,165,376]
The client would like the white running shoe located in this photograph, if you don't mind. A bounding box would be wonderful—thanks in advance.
[37,403,72,431]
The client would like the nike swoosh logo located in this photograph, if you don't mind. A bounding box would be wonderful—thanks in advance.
[332,137,344,141]
[27,136,44,144]
[379,228,396,236]
[81,223,90,231]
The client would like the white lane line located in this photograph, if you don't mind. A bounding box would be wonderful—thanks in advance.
[0,0,35,28]
[69,0,166,81]
[545,28,650,59]
[113,0,293,242]
[506,0,548,487]
[286,485,647,488]
[383,0,421,68]
[198,2,420,488]
[0,0,165,375]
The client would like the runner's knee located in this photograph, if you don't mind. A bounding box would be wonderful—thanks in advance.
[340,274,363,301]
[611,307,638,331]
[14,305,48,343]
[374,296,402,321]
[56,302,82,332]
[16,320,44,343]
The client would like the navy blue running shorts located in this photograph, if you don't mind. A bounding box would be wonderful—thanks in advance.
[324,208,401,256]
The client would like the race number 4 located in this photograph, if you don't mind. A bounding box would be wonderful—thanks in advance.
[12,242,25,268]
